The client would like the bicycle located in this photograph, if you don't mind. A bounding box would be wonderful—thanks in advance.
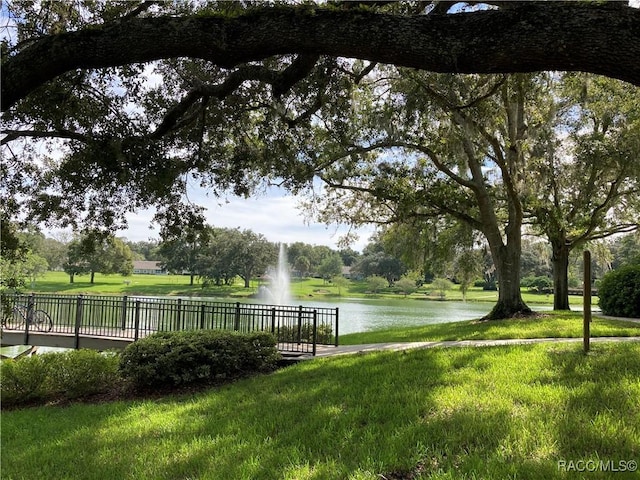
[2,303,53,332]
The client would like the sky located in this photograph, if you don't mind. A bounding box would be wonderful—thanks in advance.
[109,188,376,251]
[42,180,376,251]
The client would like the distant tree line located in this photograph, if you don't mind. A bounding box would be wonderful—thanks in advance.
[0,224,135,287]
[1,214,638,295]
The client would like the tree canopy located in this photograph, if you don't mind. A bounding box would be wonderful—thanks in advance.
[2,0,639,318]
[2,2,640,110]
[3,1,639,232]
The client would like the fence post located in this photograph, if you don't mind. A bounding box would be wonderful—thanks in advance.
[74,295,84,349]
[312,309,318,356]
[121,296,128,330]
[174,298,182,331]
[23,293,35,345]
[271,308,276,335]
[134,300,141,341]
[200,303,206,329]
[234,302,241,331]
[297,305,303,345]
[334,307,339,346]
[583,250,592,353]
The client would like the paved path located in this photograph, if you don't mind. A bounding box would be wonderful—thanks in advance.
[313,315,640,357]
[600,315,640,324]
[314,336,640,357]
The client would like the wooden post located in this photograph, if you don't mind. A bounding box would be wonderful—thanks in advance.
[583,250,592,353]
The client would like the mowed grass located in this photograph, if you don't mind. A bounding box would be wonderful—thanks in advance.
[29,271,586,306]
[2,342,640,479]
[28,271,240,297]
[292,277,586,305]
[339,312,640,345]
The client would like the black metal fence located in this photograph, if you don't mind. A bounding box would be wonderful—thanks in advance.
[1,293,339,355]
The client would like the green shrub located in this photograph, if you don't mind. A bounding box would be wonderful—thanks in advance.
[119,330,280,390]
[277,323,333,344]
[598,265,640,318]
[482,279,497,291]
[521,276,552,293]
[1,355,49,405]
[44,350,120,399]
[1,350,121,407]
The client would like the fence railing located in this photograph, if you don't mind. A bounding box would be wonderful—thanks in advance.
[1,293,339,355]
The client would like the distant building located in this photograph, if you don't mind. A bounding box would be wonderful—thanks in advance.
[133,261,167,275]
[341,266,362,280]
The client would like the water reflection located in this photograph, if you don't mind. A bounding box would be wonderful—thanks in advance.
[294,298,493,335]
[179,296,594,336]
[275,299,600,335]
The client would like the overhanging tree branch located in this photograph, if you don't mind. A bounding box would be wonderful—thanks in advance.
[3,3,640,110]
[319,176,483,230]
[0,129,90,145]
[315,139,479,191]
[151,54,320,138]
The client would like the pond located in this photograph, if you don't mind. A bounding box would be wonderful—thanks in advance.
[184,296,498,335]
[286,298,604,335]
[193,296,576,336]
[293,298,493,335]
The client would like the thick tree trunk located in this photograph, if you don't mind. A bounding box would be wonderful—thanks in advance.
[69,274,74,284]
[471,171,530,319]
[551,240,571,311]
[90,271,96,284]
[190,273,195,286]
[486,242,531,320]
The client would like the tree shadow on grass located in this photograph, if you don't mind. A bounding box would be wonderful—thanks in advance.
[545,343,640,475]
[5,345,634,479]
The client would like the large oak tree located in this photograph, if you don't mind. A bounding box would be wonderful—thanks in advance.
[2,1,639,317]
[524,74,640,309]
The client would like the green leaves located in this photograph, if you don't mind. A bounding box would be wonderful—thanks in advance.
[64,234,134,281]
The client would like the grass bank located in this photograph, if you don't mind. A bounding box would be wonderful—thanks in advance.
[26,271,584,306]
[25,271,213,297]
[2,341,639,479]
[339,311,640,345]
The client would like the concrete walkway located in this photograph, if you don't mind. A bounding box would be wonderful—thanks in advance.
[600,315,640,324]
[314,336,640,357]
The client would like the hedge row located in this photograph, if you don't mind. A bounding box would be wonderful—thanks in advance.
[1,349,120,407]
[119,330,281,389]
[2,330,281,407]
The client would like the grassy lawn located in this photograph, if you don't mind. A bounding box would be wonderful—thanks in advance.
[339,312,640,345]
[28,271,588,307]
[293,277,583,305]
[2,341,639,479]
[26,271,254,297]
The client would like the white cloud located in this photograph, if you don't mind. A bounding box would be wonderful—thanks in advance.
[83,190,375,252]
[40,176,374,252]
